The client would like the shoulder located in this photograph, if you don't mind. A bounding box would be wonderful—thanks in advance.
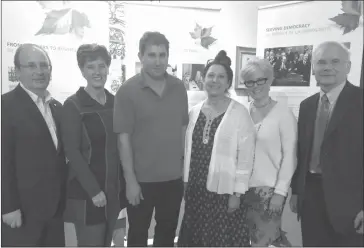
[230,99,249,116]
[2,88,17,104]
[115,74,141,97]
[300,92,319,108]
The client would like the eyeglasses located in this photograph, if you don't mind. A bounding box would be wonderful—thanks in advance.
[244,78,268,88]
[19,63,51,71]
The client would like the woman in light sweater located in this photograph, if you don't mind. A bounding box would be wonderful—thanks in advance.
[239,58,297,247]
[177,51,256,247]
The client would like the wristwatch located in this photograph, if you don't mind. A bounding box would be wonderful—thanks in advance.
[234,193,241,197]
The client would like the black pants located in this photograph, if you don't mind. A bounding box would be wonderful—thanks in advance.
[301,173,363,247]
[126,178,183,247]
[1,216,64,247]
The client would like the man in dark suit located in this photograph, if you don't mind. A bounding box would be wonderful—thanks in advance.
[297,53,311,82]
[1,44,67,246]
[290,41,363,246]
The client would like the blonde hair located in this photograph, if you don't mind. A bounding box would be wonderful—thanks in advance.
[313,41,351,62]
[239,57,274,84]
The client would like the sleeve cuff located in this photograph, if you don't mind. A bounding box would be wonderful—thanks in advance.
[274,187,288,197]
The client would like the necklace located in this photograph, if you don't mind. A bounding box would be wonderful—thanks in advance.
[253,97,272,108]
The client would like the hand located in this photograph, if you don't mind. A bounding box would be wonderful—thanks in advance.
[227,195,240,213]
[2,209,22,228]
[289,194,298,213]
[92,191,107,207]
[268,193,285,213]
[126,179,143,206]
[354,210,363,234]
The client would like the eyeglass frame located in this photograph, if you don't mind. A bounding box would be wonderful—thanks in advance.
[18,62,52,71]
[243,77,268,88]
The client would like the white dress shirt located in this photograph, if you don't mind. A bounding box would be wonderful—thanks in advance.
[318,81,346,120]
[20,83,58,149]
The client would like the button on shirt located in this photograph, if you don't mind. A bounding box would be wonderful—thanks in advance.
[20,83,58,149]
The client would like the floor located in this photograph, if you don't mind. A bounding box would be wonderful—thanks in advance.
[65,190,302,247]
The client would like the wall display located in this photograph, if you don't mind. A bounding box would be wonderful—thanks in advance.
[235,46,256,90]
[123,3,221,81]
[2,1,110,103]
[105,1,126,95]
[182,63,205,91]
[257,1,363,117]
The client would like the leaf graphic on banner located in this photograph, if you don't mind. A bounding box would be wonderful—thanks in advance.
[36,8,90,38]
[201,27,213,38]
[201,36,217,49]
[329,13,360,34]
[341,0,362,16]
[189,23,202,39]
[36,8,72,35]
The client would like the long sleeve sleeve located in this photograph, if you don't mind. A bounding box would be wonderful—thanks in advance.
[1,99,21,214]
[234,109,256,194]
[61,100,101,199]
[274,108,298,196]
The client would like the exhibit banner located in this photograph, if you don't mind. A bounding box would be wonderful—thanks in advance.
[2,1,110,103]
[256,1,363,117]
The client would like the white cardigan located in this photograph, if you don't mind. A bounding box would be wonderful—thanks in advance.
[183,99,256,195]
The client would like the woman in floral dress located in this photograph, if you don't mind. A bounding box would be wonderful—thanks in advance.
[178,50,256,247]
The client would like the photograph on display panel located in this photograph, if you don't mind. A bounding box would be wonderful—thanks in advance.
[182,63,205,91]
[265,45,313,87]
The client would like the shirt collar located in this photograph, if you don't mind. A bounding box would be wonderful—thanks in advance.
[320,81,346,104]
[20,83,52,103]
[139,69,172,89]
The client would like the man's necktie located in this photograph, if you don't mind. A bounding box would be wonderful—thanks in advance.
[310,94,330,173]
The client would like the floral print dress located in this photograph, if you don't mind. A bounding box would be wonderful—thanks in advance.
[178,111,250,247]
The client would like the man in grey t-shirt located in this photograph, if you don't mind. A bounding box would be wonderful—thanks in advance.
[113,31,188,247]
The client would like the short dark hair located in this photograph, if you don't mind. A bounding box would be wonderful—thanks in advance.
[14,43,52,70]
[203,50,234,91]
[139,31,169,56]
[76,44,111,69]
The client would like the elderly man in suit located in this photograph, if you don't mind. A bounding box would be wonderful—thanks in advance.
[290,41,363,246]
[1,44,67,246]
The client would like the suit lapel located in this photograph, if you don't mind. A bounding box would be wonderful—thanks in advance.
[15,86,57,152]
[303,93,320,168]
[49,101,62,154]
[324,82,352,141]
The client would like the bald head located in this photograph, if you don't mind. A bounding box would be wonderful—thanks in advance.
[14,43,51,70]
[14,43,52,95]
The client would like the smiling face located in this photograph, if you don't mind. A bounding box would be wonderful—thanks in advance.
[139,44,168,80]
[313,44,350,90]
[245,67,272,101]
[81,57,109,89]
[16,45,52,93]
[204,64,230,97]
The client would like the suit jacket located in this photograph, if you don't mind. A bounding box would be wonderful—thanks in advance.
[1,85,67,221]
[291,81,363,234]
[297,60,311,82]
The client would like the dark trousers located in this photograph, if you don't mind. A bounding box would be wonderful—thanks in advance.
[301,173,363,247]
[126,178,183,247]
[1,216,64,247]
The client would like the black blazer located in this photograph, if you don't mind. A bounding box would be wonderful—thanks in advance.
[1,85,67,221]
[291,81,363,234]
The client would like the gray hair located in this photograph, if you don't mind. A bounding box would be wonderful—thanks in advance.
[313,41,351,62]
[239,57,274,83]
